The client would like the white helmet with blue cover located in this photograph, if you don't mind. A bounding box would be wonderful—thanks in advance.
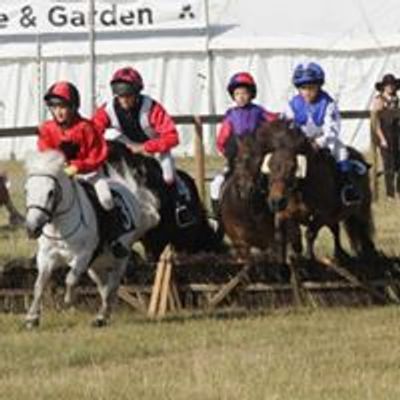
[292,62,325,87]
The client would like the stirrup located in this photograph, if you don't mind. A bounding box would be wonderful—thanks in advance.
[341,185,362,206]
[175,204,196,228]
[349,159,368,175]
[110,240,129,259]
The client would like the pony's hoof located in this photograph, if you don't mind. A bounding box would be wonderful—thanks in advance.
[64,293,75,308]
[25,318,40,330]
[91,317,108,328]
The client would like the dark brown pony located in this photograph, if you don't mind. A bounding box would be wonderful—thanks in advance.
[220,135,302,262]
[106,141,226,261]
[256,120,376,261]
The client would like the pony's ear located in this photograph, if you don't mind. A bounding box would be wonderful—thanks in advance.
[255,123,274,153]
[288,119,296,131]
[285,123,310,155]
[236,136,249,155]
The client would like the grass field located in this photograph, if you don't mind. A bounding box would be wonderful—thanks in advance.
[0,307,399,399]
[0,159,399,399]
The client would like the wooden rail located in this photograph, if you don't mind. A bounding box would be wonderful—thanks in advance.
[2,109,397,138]
[0,109,397,201]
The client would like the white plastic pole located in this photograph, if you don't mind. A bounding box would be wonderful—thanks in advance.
[88,0,96,112]
[204,0,216,152]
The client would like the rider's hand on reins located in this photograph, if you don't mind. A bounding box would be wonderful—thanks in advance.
[64,165,78,177]
[126,143,148,155]
[311,140,320,151]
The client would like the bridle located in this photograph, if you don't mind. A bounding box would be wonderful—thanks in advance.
[26,173,84,240]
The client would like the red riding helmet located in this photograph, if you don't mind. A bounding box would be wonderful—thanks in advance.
[227,72,257,99]
[110,67,144,96]
[44,81,80,110]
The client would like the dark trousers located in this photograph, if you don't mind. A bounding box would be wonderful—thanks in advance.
[379,129,400,197]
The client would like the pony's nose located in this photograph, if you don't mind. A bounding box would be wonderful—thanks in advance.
[268,197,288,212]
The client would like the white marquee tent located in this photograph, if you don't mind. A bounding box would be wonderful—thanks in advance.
[0,0,400,158]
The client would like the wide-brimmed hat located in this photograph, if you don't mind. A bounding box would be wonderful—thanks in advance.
[375,73,400,92]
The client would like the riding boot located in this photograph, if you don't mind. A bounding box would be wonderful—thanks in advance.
[106,207,130,258]
[168,182,195,228]
[211,198,220,219]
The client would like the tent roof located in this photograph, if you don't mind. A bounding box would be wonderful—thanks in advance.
[209,0,400,51]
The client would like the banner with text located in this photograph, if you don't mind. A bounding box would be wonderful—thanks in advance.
[0,0,206,35]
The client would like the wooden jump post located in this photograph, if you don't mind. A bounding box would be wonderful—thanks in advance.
[193,116,206,201]
[148,245,182,318]
[370,109,380,201]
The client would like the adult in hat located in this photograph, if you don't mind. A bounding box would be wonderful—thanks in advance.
[371,73,400,199]
[375,73,400,93]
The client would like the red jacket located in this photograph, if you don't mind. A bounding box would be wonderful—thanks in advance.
[92,96,179,154]
[37,115,108,174]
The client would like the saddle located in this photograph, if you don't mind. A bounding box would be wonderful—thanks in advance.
[78,180,135,247]
[78,180,109,248]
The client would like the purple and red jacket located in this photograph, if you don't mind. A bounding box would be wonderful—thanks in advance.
[216,103,278,154]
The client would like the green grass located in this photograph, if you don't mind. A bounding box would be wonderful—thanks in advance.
[0,161,400,399]
[0,307,399,399]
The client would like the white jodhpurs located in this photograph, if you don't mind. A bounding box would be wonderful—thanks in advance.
[210,173,225,201]
[157,151,176,184]
[78,169,114,211]
[324,136,349,162]
[156,151,191,200]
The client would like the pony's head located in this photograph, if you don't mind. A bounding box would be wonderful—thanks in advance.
[24,150,67,238]
[233,135,265,200]
[257,120,310,213]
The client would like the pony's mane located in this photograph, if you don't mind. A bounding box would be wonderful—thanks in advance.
[256,120,308,153]
[25,150,66,176]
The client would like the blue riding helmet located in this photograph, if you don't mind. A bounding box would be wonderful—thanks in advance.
[293,62,325,87]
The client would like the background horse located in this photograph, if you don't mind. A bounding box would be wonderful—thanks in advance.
[24,150,159,328]
[257,120,376,261]
[0,173,24,226]
[107,141,225,260]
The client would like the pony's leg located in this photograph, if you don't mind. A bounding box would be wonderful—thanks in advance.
[64,254,93,306]
[87,267,109,323]
[329,223,351,262]
[273,216,287,264]
[305,218,322,260]
[284,221,306,305]
[92,258,128,327]
[25,251,54,328]
[288,221,303,259]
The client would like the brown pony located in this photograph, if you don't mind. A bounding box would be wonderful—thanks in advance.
[256,120,376,261]
[220,135,302,262]
[0,174,24,226]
